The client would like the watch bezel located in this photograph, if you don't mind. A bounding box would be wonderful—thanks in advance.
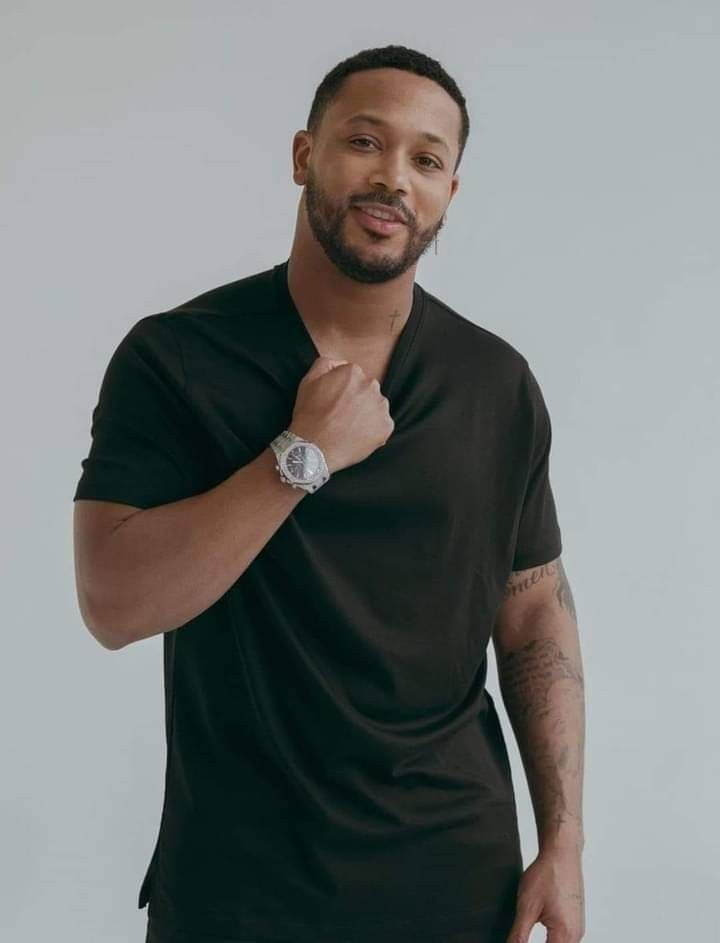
[278,440,325,484]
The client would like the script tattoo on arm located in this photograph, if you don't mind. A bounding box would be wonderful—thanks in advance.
[502,557,577,622]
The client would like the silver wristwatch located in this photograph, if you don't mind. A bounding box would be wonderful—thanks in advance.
[270,429,331,494]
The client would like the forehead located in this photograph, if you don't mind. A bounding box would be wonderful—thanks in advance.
[325,68,460,150]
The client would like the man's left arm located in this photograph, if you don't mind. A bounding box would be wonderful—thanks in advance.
[493,554,586,941]
[493,554,585,852]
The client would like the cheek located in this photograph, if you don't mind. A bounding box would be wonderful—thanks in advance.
[419,209,443,234]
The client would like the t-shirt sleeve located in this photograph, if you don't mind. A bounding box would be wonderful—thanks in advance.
[511,360,563,571]
[73,314,203,510]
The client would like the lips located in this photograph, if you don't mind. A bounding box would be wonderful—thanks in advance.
[352,206,407,235]
[355,203,406,224]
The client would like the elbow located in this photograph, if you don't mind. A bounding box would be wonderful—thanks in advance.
[77,591,131,651]
[95,624,129,651]
[95,632,127,652]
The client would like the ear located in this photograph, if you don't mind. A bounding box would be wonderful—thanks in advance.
[292,130,313,186]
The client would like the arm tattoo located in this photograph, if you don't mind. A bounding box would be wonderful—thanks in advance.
[496,558,585,850]
[554,558,577,622]
[503,557,577,622]
[497,635,586,847]
[497,636,584,725]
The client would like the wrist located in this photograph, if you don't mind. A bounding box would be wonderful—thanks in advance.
[270,428,332,494]
[286,425,337,475]
[538,831,585,857]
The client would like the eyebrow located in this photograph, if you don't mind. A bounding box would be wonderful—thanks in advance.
[341,113,451,155]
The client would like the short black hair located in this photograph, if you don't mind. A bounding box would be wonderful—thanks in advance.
[306,44,469,174]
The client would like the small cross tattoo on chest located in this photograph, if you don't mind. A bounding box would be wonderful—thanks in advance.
[389,309,401,332]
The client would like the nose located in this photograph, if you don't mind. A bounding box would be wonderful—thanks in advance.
[367,153,410,205]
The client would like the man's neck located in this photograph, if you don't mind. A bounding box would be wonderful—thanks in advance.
[286,251,415,348]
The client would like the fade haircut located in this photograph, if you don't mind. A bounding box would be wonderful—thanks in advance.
[306,44,469,174]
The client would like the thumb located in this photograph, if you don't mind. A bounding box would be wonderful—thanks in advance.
[303,354,350,380]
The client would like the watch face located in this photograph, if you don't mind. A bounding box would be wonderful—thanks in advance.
[285,443,321,482]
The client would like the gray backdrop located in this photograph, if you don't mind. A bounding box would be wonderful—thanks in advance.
[2,1,718,940]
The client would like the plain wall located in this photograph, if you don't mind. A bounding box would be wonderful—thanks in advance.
[1,1,718,940]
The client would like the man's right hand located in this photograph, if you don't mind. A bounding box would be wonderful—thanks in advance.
[289,355,395,474]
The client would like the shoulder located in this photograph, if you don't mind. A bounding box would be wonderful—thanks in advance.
[420,284,530,382]
[162,265,276,326]
[126,264,278,359]
[117,267,276,347]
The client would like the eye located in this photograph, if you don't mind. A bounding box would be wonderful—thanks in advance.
[350,136,378,150]
[349,137,442,170]
[417,155,442,170]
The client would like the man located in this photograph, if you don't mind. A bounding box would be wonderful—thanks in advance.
[73,44,585,943]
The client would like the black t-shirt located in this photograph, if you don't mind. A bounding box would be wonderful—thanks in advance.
[74,259,562,943]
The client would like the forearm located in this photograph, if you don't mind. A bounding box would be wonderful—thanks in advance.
[494,562,586,855]
[93,446,306,647]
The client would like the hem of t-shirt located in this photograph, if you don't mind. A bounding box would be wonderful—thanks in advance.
[72,485,156,510]
[146,905,515,943]
[512,541,562,571]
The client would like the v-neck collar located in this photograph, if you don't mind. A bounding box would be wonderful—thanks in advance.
[271,258,425,401]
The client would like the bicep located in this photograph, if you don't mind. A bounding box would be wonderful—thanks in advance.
[492,554,565,655]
